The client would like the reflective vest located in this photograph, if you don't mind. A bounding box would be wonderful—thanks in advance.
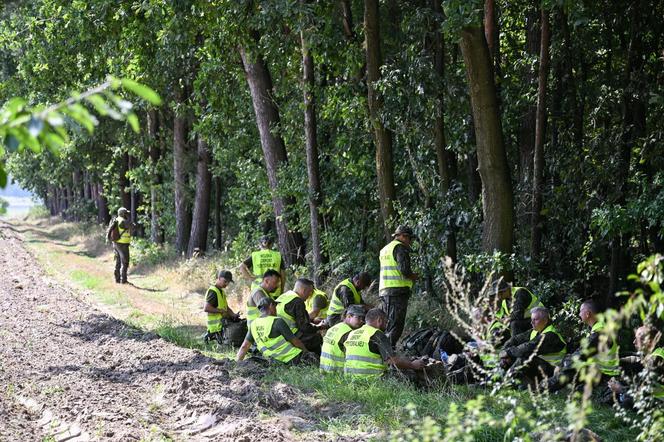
[328,279,362,316]
[246,286,269,325]
[652,348,664,400]
[250,316,301,363]
[276,291,300,333]
[320,322,353,373]
[529,324,567,366]
[116,216,131,244]
[206,285,227,333]
[344,325,387,378]
[589,320,620,376]
[379,240,413,291]
[500,287,543,319]
[250,249,282,299]
[306,289,328,319]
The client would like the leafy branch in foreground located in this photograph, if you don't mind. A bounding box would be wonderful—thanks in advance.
[0,77,162,188]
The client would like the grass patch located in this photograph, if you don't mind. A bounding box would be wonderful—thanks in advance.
[70,269,102,290]
[262,365,638,441]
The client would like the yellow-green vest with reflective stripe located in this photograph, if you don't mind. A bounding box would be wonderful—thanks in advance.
[320,322,353,373]
[250,249,282,299]
[379,240,413,291]
[529,324,567,366]
[652,348,664,400]
[247,286,269,325]
[276,291,300,333]
[306,289,328,319]
[250,316,302,363]
[499,287,542,319]
[589,320,620,376]
[206,285,228,333]
[116,216,131,244]
[344,325,387,378]
[328,279,361,316]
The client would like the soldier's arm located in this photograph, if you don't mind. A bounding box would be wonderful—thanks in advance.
[236,331,254,361]
[394,245,417,280]
[239,256,254,281]
[274,318,308,351]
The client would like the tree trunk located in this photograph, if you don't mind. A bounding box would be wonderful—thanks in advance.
[239,44,306,265]
[173,89,192,254]
[119,152,131,211]
[432,0,457,262]
[530,9,550,262]
[97,183,110,224]
[147,109,164,244]
[187,137,212,257]
[301,29,325,285]
[339,0,355,41]
[460,26,514,255]
[483,0,501,88]
[365,0,396,239]
[214,176,222,250]
[518,4,540,191]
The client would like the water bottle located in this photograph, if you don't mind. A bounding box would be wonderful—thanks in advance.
[439,350,449,363]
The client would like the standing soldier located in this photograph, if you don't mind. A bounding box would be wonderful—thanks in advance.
[203,270,240,345]
[107,207,132,284]
[240,235,285,299]
[379,225,418,347]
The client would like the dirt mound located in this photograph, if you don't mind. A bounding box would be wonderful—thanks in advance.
[0,222,354,441]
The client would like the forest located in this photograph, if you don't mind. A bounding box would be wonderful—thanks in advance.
[2,0,664,303]
[1,0,664,440]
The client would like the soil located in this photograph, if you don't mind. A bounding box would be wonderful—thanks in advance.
[0,222,359,442]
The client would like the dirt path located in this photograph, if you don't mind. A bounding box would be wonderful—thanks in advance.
[0,222,348,442]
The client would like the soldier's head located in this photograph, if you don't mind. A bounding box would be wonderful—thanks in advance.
[491,279,511,301]
[365,308,387,331]
[344,305,366,329]
[634,324,661,353]
[392,225,417,247]
[261,269,281,292]
[352,272,372,291]
[259,235,274,249]
[117,207,129,217]
[530,307,551,332]
[257,297,277,317]
[216,270,233,288]
[579,300,600,326]
[294,278,314,301]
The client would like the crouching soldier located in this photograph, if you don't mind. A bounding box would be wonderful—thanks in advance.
[344,308,425,378]
[236,298,316,365]
[203,270,240,345]
[320,306,365,373]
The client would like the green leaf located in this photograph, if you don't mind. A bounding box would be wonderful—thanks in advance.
[121,79,162,105]
[85,94,109,116]
[0,166,6,188]
[127,113,140,133]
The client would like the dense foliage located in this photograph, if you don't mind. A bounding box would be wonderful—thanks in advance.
[1,0,663,305]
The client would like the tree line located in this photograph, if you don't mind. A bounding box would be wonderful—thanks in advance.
[1,0,663,305]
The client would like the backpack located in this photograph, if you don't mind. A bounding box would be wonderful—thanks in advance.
[106,217,120,242]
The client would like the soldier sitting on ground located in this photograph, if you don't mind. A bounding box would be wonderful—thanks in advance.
[344,308,425,378]
[276,278,325,354]
[500,306,567,387]
[326,272,372,327]
[203,270,240,345]
[320,305,366,373]
[246,269,281,326]
[236,298,316,365]
[306,287,329,323]
[493,279,544,336]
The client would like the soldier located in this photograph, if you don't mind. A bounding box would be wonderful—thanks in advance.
[379,226,418,347]
[203,270,240,345]
[240,235,285,299]
[106,207,132,284]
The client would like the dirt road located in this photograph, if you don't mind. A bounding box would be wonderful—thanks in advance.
[0,222,349,441]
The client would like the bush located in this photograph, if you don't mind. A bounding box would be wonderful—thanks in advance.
[26,204,50,219]
[130,238,177,267]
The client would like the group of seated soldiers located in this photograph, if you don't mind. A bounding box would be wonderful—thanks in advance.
[205,268,663,404]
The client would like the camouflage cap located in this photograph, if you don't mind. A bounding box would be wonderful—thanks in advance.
[392,225,418,239]
[217,270,233,282]
[346,305,366,318]
[257,297,276,310]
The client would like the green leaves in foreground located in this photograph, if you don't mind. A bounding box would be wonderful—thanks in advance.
[0,77,162,188]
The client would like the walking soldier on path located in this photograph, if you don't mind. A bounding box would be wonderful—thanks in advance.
[379,225,419,347]
[240,235,285,299]
[203,270,240,345]
[106,207,132,284]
